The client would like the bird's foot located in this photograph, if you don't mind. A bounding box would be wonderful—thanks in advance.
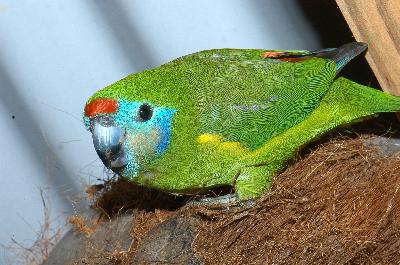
[187,194,255,210]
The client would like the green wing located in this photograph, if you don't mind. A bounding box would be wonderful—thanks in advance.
[88,43,367,151]
[178,43,366,150]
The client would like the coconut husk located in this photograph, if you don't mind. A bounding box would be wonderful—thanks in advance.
[192,136,400,264]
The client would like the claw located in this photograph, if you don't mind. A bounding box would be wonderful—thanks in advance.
[188,194,255,209]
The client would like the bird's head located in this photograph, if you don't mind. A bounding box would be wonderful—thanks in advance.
[83,97,176,179]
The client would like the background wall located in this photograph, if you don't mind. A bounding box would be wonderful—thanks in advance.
[0,1,322,263]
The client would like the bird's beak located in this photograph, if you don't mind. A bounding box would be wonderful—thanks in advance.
[90,117,127,173]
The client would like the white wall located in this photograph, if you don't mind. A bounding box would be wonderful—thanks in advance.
[0,1,321,263]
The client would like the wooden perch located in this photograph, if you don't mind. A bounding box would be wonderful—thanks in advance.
[336,0,400,95]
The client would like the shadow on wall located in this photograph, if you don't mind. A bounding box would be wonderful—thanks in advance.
[0,55,78,211]
[247,0,321,50]
[88,1,156,71]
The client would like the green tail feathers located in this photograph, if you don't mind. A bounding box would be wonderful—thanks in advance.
[326,77,400,116]
[295,77,400,145]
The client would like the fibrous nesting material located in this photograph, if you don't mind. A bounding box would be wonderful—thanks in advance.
[193,136,400,264]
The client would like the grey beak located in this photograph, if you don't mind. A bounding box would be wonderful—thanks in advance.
[91,120,127,171]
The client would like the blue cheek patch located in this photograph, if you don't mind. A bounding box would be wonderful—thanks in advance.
[122,142,140,180]
[114,100,138,128]
[155,108,176,155]
[115,99,176,155]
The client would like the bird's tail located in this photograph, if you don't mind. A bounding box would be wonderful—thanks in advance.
[325,77,400,117]
[312,42,368,73]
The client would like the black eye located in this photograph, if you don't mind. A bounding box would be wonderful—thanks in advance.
[137,103,153,122]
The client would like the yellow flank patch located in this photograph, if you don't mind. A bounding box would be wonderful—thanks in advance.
[196,134,248,154]
[220,142,241,149]
[196,134,223,144]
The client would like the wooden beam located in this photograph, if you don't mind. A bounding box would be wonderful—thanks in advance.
[336,0,400,95]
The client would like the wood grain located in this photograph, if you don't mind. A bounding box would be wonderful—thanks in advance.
[336,0,400,95]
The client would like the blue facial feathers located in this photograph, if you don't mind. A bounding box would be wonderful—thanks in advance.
[115,100,176,156]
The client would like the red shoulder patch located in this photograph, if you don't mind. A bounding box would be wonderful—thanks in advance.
[261,51,287,58]
[278,57,308,63]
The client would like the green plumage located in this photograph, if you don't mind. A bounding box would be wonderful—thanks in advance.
[85,43,400,202]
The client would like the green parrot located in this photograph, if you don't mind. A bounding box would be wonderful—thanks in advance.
[83,42,400,205]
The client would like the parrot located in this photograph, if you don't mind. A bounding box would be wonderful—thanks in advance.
[83,42,400,206]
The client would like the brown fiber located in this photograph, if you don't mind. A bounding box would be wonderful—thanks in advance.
[192,136,400,264]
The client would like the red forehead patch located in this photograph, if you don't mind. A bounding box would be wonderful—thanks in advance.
[84,98,118,117]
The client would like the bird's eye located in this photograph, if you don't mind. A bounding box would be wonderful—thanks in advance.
[137,103,153,122]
